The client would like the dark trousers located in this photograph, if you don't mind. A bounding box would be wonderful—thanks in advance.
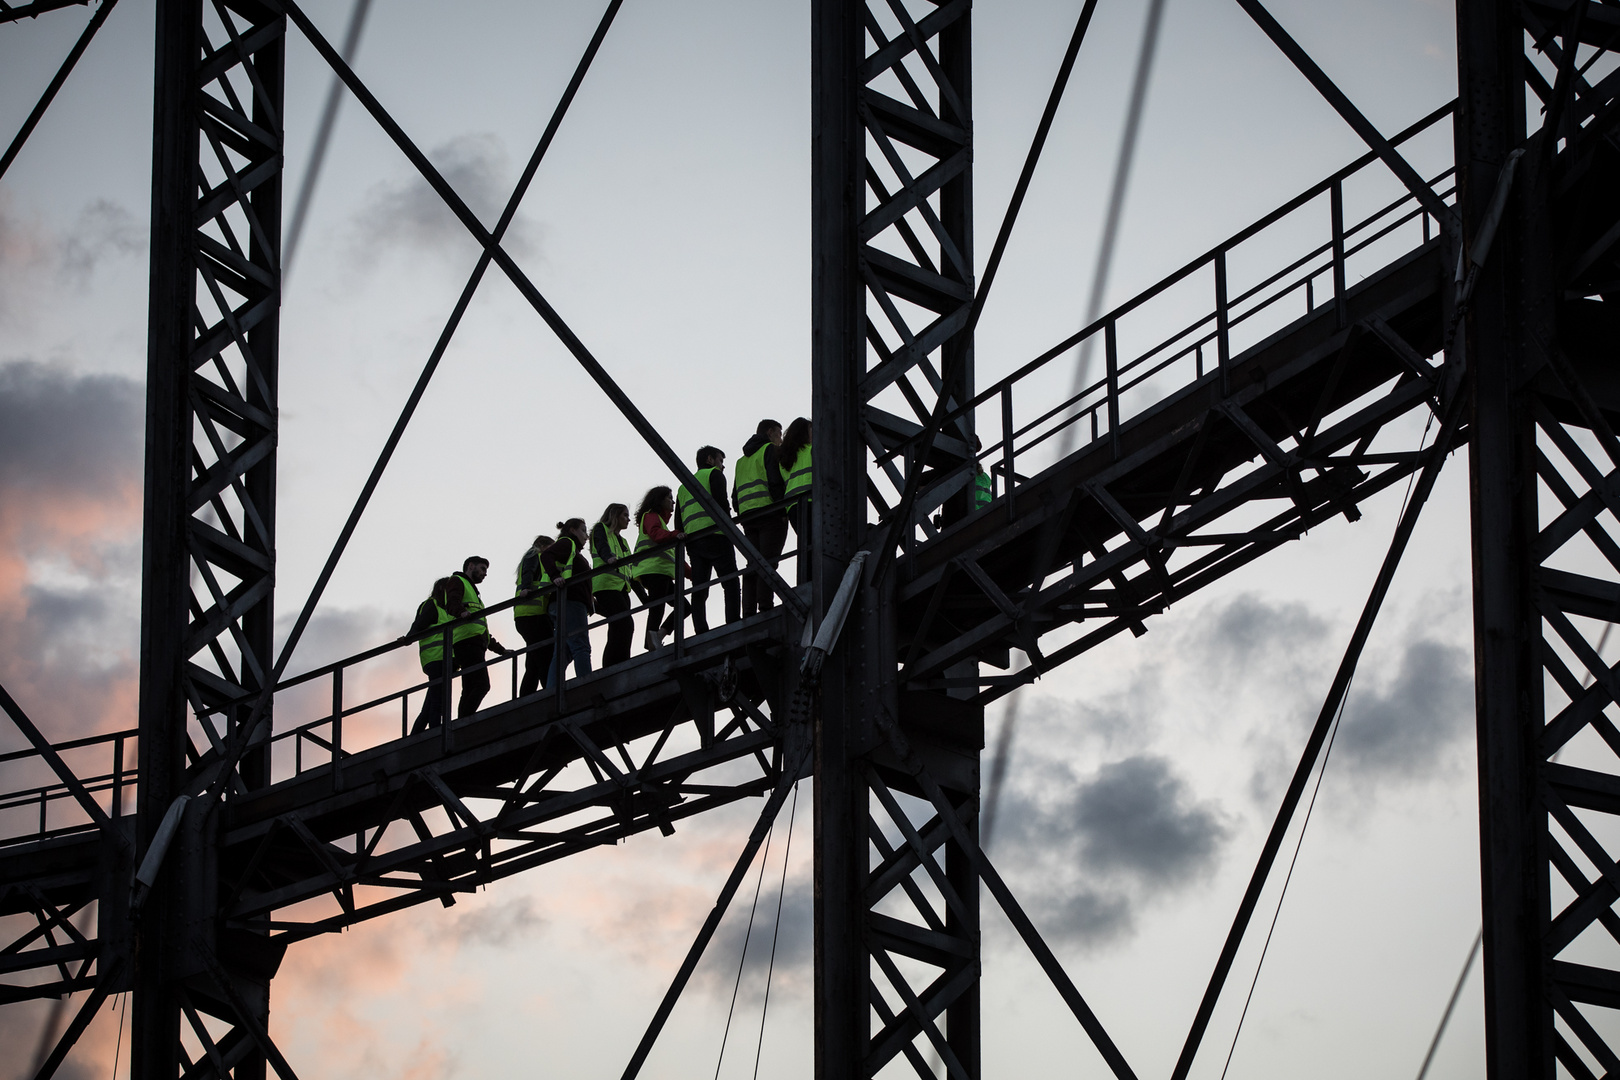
[688,535,740,633]
[414,658,450,732]
[453,637,490,718]
[742,514,789,617]
[514,612,554,696]
[594,589,633,666]
[642,573,675,638]
[789,496,812,581]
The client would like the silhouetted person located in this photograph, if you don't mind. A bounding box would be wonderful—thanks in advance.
[513,535,555,696]
[677,445,740,634]
[734,419,787,617]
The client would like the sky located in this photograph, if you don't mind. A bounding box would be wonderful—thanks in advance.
[0,1,1495,1077]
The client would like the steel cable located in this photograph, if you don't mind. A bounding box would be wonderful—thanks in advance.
[714,815,775,1080]
[751,781,800,1080]
[1216,409,1443,1077]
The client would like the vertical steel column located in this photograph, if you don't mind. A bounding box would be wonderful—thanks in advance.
[813,1,981,1076]
[135,0,285,1074]
[1463,1,1620,1076]
[1459,3,1544,1075]
[811,0,867,1072]
[132,0,204,1071]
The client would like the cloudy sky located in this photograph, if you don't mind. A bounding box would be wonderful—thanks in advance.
[0,1,1489,1077]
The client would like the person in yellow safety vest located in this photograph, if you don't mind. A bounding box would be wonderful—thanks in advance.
[543,520,594,684]
[778,417,812,578]
[972,436,993,510]
[733,419,788,618]
[633,486,685,652]
[451,556,509,718]
[676,445,740,634]
[590,503,641,667]
[513,534,555,697]
[404,576,465,732]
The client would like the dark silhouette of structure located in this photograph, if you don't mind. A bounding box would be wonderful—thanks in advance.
[1,0,1618,1077]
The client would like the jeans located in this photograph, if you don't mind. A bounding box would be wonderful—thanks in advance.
[514,612,554,695]
[548,600,592,685]
[688,535,740,633]
[742,515,789,617]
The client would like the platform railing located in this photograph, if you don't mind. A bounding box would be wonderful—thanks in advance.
[878,100,1459,535]
[199,497,807,791]
[0,728,135,849]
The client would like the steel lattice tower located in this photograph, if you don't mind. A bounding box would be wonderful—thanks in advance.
[0,0,1617,1077]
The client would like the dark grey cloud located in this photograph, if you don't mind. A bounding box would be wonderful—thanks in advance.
[1068,756,1229,886]
[1191,592,1332,691]
[1335,638,1472,778]
[700,868,813,1002]
[351,134,538,263]
[996,753,1229,946]
[56,200,144,284]
[439,894,545,949]
[0,361,144,500]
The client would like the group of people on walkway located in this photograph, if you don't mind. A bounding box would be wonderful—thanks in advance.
[405,418,814,731]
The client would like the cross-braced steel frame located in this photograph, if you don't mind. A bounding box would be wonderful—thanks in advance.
[0,0,1617,1077]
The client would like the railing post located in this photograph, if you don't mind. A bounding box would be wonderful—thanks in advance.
[1001,384,1015,516]
[1105,319,1121,460]
[1214,250,1231,398]
[441,625,454,753]
[1330,179,1347,329]
[331,668,344,793]
[113,734,125,819]
[673,536,686,659]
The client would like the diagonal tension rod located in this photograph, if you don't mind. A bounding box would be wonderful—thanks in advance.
[271,0,807,623]
[0,678,123,845]
[1169,357,1469,1080]
[271,0,623,688]
[1233,0,1460,235]
[0,0,119,182]
[190,0,627,813]
[620,745,809,1080]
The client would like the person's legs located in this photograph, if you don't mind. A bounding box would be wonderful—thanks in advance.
[596,589,632,666]
[792,497,813,582]
[742,523,763,617]
[688,544,716,634]
[641,574,672,648]
[454,638,489,718]
[714,543,741,625]
[751,515,788,613]
[565,600,592,675]
[515,613,554,696]
[413,659,447,732]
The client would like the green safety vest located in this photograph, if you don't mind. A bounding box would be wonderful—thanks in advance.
[781,446,812,497]
[733,444,775,515]
[677,467,723,535]
[972,468,992,509]
[552,537,580,589]
[591,527,634,592]
[635,513,676,578]
[454,573,487,644]
[514,547,551,618]
[417,599,454,667]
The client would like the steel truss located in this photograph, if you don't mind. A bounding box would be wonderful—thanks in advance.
[1463,1,1620,1076]
[132,0,288,1074]
[0,0,1615,1077]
